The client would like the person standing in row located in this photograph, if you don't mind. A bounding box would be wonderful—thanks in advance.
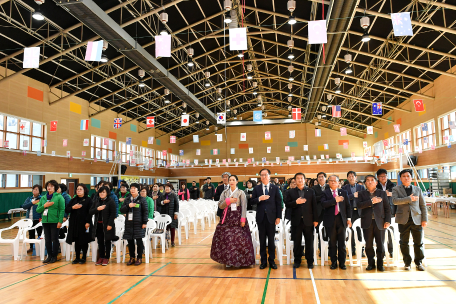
[321,175,351,270]
[104,182,119,217]
[90,186,118,266]
[357,175,391,271]
[178,184,190,201]
[189,181,200,200]
[283,178,296,222]
[65,184,93,264]
[120,183,148,266]
[393,169,428,271]
[203,177,215,200]
[140,186,154,219]
[151,183,162,213]
[158,184,179,247]
[118,184,130,214]
[244,180,257,211]
[22,184,43,253]
[214,173,230,218]
[250,169,282,270]
[312,172,328,254]
[285,173,318,269]
[376,168,396,258]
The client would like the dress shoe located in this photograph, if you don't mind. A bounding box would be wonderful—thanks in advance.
[307,264,314,269]
[404,264,411,270]
[330,263,338,270]
[27,248,33,253]
[171,243,175,247]
[79,259,86,264]
[366,264,375,271]
[72,259,80,265]
[43,256,52,264]
[49,257,57,264]
[377,265,385,272]
[95,258,103,266]
[127,258,135,266]
[339,264,347,270]
[416,264,425,271]
[270,263,278,270]
[135,258,142,266]
[389,252,393,258]
[259,263,267,269]
[293,262,301,269]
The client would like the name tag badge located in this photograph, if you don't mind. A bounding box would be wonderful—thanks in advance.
[43,209,48,216]
[135,204,140,208]
[231,203,237,211]
[128,212,133,221]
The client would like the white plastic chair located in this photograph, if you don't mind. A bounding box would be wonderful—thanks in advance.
[177,212,188,244]
[21,221,45,260]
[247,213,260,264]
[144,219,156,263]
[0,219,33,260]
[111,218,125,263]
[319,224,329,266]
[153,211,160,219]
[274,221,284,266]
[385,218,399,267]
[350,219,366,267]
[58,220,69,258]
[182,208,197,234]
[285,223,318,266]
[151,214,172,253]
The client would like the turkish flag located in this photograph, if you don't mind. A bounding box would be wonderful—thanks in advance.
[50,121,58,132]
[413,99,425,112]
[147,116,154,128]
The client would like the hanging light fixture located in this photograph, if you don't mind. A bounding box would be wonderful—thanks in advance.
[205,71,210,78]
[138,81,145,88]
[327,94,332,100]
[247,73,253,80]
[287,52,295,60]
[335,87,342,94]
[288,105,292,111]
[224,0,232,10]
[360,15,371,42]
[206,121,210,130]
[287,0,296,12]
[322,105,327,111]
[288,96,292,102]
[288,65,294,73]
[288,14,297,25]
[247,64,252,72]
[288,83,293,90]
[252,81,258,88]
[317,114,321,119]
[187,58,194,67]
[252,91,257,95]
[334,78,341,86]
[204,80,211,87]
[361,31,371,42]
[160,11,168,24]
[345,65,353,74]
[160,28,168,35]
[237,52,244,58]
[33,0,45,21]
[288,93,293,97]
[195,113,200,123]
[138,70,145,87]
[164,88,170,95]
[224,13,232,24]
[164,97,170,104]
[287,39,294,48]
[217,96,222,101]
[100,54,108,63]
[289,76,294,81]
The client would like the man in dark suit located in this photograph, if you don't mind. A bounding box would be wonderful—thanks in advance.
[342,171,365,255]
[202,177,215,200]
[312,172,328,254]
[189,181,200,200]
[285,173,318,269]
[357,175,391,271]
[251,168,282,269]
[321,175,352,270]
[214,172,230,218]
[376,168,396,257]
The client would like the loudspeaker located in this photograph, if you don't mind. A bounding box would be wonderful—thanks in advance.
[112,176,118,186]
[121,165,127,175]
[408,156,418,166]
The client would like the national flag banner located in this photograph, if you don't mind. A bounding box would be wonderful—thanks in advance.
[306,155,310,160]
[231,148,235,154]
[450,121,456,129]
[19,121,29,133]
[22,140,28,148]
[66,151,71,157]
[367,126,374,134]
[162,150,167,157]
[289,130,295,139]
[315,129,321,137]
[229,27,247,51]
[267,147,271,153]
[82,139,89,146]
[181,115,189,126]
[114,118,122,129]
[332,105,341,117]
[196,149,201,155]
[194,159,199,165]
[340,128,347,136]
[317,159,321,164]
[23,47,40,68]
[213,149,218,155]
[216,134,223,142]
[443,135,449,142]
[193,135,199,143]
[85,41,103,61]
[431,144,435,150]
[343,142,348,149]
[63,139,67,147]
[80,119,89,131]
[324,144,329,150]
[418,147,423,154]
[228,158,231,163]
[423,137,428,144]
[247,158,252,164]
[249,147,253,154]
[285,146,290,152]
[276,157,280,164]
[50,120,58,132]
[170,136,176,144]
[398,147,403,154]
[304,145,308,151]
[413,99,425,112]
[321,155,325,160]
[325,155,329,159]
[155,35,171,57]
[421,123,428,131]
[129,150,134,157]
[292,108,301,120]
[264,131,272,140]
[363,141,368,148]
[42,140,46,147]
[240,133,246,141]
[217,113,226,124]
[313,155,317,160]
[336,153,341,159]
[103,138,109,146]
[403,139,409,145]
[383,140,389,148]
[235,162,239,167]
[253,111,262,122]
[391,12,413,37]
[97,150,101,157]
[262,157,267,163]
[126,137,132,145]
[148,136,154,144]
[147,116,154,128]
[393,124,401,133]
[288,156,294,162]
[372,102,382,115]
[308,20,327,44]
[223,159,226,164]
[216,159,219,164]
[351,152,355,158]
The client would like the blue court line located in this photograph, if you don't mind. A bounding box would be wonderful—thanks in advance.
[293,268,297,279]
[427,227,456,238]
[428,219,456,228]
[426,234,456,242]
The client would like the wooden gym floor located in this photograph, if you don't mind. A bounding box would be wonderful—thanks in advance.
[0,210,455,304]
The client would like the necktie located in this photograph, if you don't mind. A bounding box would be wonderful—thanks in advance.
[224,185,228,191]
[321,185,325,192]
[333,190,339,215]
[264,185,269,195]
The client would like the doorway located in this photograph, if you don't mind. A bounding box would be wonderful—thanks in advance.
[61,178,79,197]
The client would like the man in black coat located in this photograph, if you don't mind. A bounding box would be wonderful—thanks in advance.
[285,173,318,269]
[312,172,328,254]
[189,181,200,200]
[202,177,215,199]
[357,175,391,271]
[321,175,352,270]
[251,168,282,270]
[214,172,230,218]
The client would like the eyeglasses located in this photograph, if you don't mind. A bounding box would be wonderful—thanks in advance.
[328,179,338,182]
[260,174,269,177]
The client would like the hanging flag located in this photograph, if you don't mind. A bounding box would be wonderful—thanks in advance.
[340,127,347,136]
[126,137,132,145]
[249,148,253,154]
[194,159,199,165]
[19,121,28,133]
[383,140,389,148]
[216,134,223,142]
[372,103,382,115]
[285,146,290,152]
[253,111,262,122]
[213,149,218,155]
[367,126,374,134]
[393,124,400,133]
[85,41,103,61]
[155,35,171,57]
[147,116,154,128]
[23,47,40,68]
[22,139,28,148]
[217,113,226,124]
[332,105,341,117]
[170,136,176,143]
[315,129,321,137]
[351,152,356,158]
[421,123,428,132]
[229,27,247,51]
[240,133,246,141]
[103,138,109,146]
[50,120,58,132]
[292,108,301,120]
[114,118,122,129]
[423,137,428,144]
[308,20,327,44]
[267,147,271,153]
[391,12,413,37]
[449,121,456,129]
[80,119,89,131]
[230,148,235,154]
[324,144,329,150]
[289,130,295,138]
[343,142,348,149]
[363,141,368,148]
[196,149,201,155]
[276,157,280,164]
[403,139,409,145]
[303,145,308,151]
[414,99,425,112]
[265,131,271,140]
[193,135,199,143]
[82,139,89,146]
[148,137,154,144]
[63,139,67,147]
[181,115,189,126]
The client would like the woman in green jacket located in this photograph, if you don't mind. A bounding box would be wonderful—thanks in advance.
[140,186,154,219]
[36,180,65,264]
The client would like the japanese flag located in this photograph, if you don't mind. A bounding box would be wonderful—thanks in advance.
[181,115,189,126]
[240,133,246,141]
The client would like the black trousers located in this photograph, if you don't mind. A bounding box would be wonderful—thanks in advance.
[399,217,425,266]
[28,219,43,249]
[43,223,59,258]
[96,223,111,259]
[328,214,346,265]
[258,216,276,265]
[127,239,144,259]
[292,220,314,265]
[73,237,89,260]
[363,219,385,266]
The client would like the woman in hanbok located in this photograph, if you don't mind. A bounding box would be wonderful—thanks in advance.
[210,175,255,268]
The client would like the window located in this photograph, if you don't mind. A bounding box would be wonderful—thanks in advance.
[91,135,116,160]
[0,114,45,152]
[385,136,396,156]
[140,147,154,167]
[90,176,111,187]
[414,120,436,151]
[396,129,412,153]
[0,174,43,188]
[439,110,456,145]
[156,150,167,166]
[170,154,180,165]
[417,169,429,179]
[119,142,137,163]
